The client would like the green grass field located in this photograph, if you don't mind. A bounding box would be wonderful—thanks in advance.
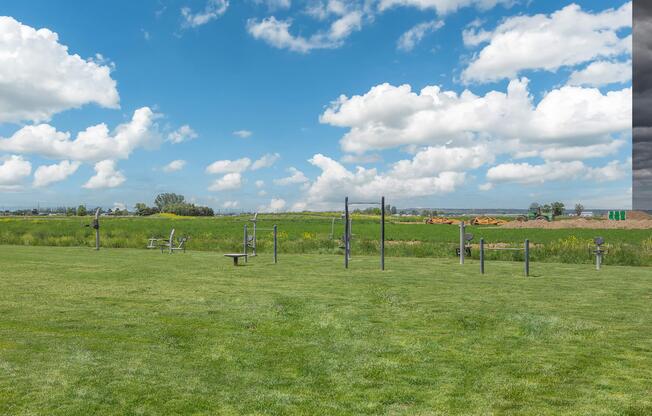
[1,245,650,415]
[1,215,651,266]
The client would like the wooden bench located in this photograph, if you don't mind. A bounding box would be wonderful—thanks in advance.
[224,253,248,266]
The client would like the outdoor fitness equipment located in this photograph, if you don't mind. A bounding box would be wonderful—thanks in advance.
[456,221,473,262]
[591,237,608,270]
[243,223,278,264]
[330,214,345,240]
[478,238,530,277]
[147,229,188,254]
[83,208,101,250]
[343,196,385,270]
[249,213,259,256]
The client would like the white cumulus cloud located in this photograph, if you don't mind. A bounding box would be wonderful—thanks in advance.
[0,155,32,189]
[461,2,632,83]
[486,159,630,185]
[181,0,229,28]
[33,160,81,188]
[567,60,632,87]
[251,153,280,170]
[295,154,465,209]
[83,160,126,189]
[378,0,513,14]
[206,158,252,174]
[233,130,253,138]
[390,145,493,178]
[209,172,243,191]
[0,16,119,123]
[163,160,186,172]
[274,167,309,185]
[247,9,363,53]
[167,125,198,143]
[255,0,291,10]
[259,198,286,212]
[0,107,160,162]
[397,20,444,51]
[320,79,631,155]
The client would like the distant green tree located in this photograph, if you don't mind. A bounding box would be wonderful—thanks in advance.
[135,202,159,216]
[551,202,565,217]
[77,205,87,216]
[162,202,214,217]
[154,193,185,211]
[575,203,584,217]
[390,206,397,215]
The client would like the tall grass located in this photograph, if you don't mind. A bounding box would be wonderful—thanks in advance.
[0,215,650,266]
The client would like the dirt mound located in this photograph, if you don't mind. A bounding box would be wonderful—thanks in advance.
[501,218,652,229]
[627,211,652,220]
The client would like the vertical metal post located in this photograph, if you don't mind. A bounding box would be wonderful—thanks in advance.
[243,224,248,263]
[94,208,100,251]
[480,238,485,274]
[459,221,465,265]
[252,221,257,257]
[381,196,385,271]
[596,249,602,271]
[273,224,278,264]
[345,197,349,269]
[525,239,530,277]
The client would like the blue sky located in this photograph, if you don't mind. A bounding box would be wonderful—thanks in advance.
[0,0,632,211]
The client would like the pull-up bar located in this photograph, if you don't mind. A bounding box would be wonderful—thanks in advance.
[344,196,385,270]
[349,201,382,205]
[479,238,530,277]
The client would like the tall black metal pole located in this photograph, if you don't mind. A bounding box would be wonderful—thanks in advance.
[244,224,248,263]
[381,196,385,271]
[459,221,465,265]
[273,224,278,264]
[252,220,257,257]
[525,239,530,277]
[94,208,100,251]
[480,238,485,274]
[345,197,349,269]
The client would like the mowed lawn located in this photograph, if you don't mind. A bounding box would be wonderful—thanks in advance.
[0,246,651,415]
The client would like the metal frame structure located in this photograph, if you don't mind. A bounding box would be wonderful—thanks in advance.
[478,238,530,277]
[93,208,100,250]
[244,223,278,264]
[456,222,473,262]
[84,208,101,250]
[249,213,258,256]
[344,196,385,270]
[592,237,608,271]
[330,215,345,240]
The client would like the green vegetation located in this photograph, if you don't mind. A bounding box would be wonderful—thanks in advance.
[0,214,650,266]
[0,246,650,415]
[137,192,214,217]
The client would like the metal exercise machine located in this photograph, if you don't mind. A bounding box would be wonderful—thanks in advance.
[344,196,386,270]
[244,223,278,264]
